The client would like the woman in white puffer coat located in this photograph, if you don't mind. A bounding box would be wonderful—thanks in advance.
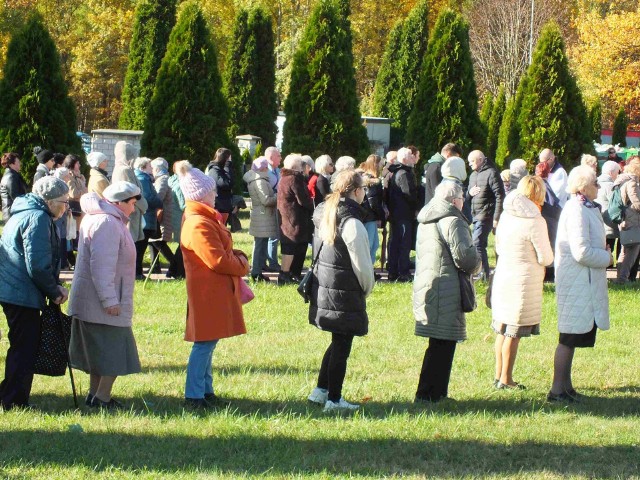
[491,176,554,390]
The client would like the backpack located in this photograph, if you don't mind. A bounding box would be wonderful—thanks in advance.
[606,181,629,225]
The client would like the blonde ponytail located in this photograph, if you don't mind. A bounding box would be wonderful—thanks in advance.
[319,169,363,245]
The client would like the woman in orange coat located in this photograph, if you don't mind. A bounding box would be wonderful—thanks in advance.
[176,160,249,410]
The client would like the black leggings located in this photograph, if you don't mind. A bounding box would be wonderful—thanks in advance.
[416,338,457,402]
[149,240,175,269]
[317,333,354,402]
[135,229,155,276]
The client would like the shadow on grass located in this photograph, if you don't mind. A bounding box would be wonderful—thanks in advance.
[0,428,637,477]
[139,363,313,376]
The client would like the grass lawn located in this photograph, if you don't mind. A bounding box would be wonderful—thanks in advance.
[1,213,639,479]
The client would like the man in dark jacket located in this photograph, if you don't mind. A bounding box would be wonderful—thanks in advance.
[466,150,505,280]
[386,147,417,282]
[423,143,463,206]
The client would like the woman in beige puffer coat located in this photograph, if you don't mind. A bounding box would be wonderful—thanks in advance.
[491,176,553,390]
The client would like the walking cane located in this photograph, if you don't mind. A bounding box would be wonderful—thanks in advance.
[143,250,162,290]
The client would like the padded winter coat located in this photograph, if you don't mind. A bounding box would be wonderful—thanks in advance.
[0,167,28,221]
[491,192,554,327]
[0,194,61,309]
[315,175,331,206]
[387,163,417,221]
[615,173,640,231]
[168,174,185,242]
[87,167,110,198]
[68,193,136,327]
[206,162,234,214]
[467,160,505,222]
[111,145,148,242]
[361,173,385,223]
[596,173,617,238]
[413,198,480,341]
[135,169,163,232]
[277,169,314,243]
[153,171,174,241]
[243,169,278,239]
[423,152,445,206]
[555,196,610,334]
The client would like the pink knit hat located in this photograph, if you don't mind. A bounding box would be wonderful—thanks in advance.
[175,160,216,201]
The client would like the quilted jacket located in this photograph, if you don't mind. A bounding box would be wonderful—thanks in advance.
[413,198,480,341]
[615,173,640,231]
[491,192,554,327]
[555,196,610,333]
[153,171,174,242]
[243,169,278,239]
[111,142,148,242]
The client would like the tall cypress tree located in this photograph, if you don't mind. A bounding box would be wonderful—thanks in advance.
[589,100,602,143]
[612,107,628,147]
[517,22,592,169]
[141,2,234,171]
[406,9,483,172]
[495,74,527,168]
[119,0,176,130]
[372,0,429,147]
[487,85,506,161]
[0,14,82,183]
[283,0,369,158]
[224,6,278,146]
[479,92,494,145]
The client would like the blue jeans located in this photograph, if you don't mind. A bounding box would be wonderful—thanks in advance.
[251,237,269,276]
[267,237,279,268]
[472,218,492,277]
[185,340,219,399]
[388,219,412,277]
[363,221,379,266]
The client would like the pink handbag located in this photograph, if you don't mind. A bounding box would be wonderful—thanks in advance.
[239,278,255,305]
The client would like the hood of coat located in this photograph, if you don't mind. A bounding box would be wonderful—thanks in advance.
[614,172,637,187]
[428,152,446,164]
[243,169,269,185]
[418,197,467,225]
[80,192,129,222]
[9,193,52,217]
[114,141,136,168]
[502,191,540,219]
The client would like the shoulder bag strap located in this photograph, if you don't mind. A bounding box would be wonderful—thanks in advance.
[435,221,458,271]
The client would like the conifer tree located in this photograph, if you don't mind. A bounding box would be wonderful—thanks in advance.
[283,0,369,158]
[479,92,494,145]
[141,2,236,172]
[495,74,527,168]
[0,14,82,183]
[225,6,278,146]
[517,22,592,168]
[589,100,602,143]
[487,85,506,161]
[372,0,429,147]
[119,0,176,130]
[406,9,483,172]
[612,107,628,147]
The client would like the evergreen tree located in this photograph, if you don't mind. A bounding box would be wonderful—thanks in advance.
[406,9,483,172]
[589,100,602,143]
[612,107,628,147]
[119,0,176,130]
[0,14,82,184]
[495,74,527,168]
[487,85,506,161]
[141,2,236,174]
[479,92,494,145]
[283,0,369,158]
[517,22,592,169]
[224,6,278,147]
[372,0,429,147]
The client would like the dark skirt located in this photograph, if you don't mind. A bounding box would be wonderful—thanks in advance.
[559,324,597,348]
[69,317,141,376]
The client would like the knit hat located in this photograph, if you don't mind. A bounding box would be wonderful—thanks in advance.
[252,156,268,171]
[36,149,54,165]
[103,181,141,203]
[441,156,467,183]
[87,151,108,168]
[175,160,215,201]
[32,176,69,200]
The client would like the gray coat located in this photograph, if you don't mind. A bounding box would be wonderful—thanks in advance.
[243,170,278,239]
[111,142,147,242]
[413,198,480,341]
[153,171,174,242]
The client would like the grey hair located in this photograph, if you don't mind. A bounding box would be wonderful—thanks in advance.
[580,154,598,169]
[509,159,528,177]
[134,157,152,170]
[567,165,596,194]
[265,146,280,158]
[315,154,333,175]
[602,160,621,176]
[301,155,315,171]
[283,153,303,170]
[335,156,356,172]
[151,157,168,170]
[434,180,463,203]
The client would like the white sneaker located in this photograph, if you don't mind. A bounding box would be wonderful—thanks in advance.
[323,397,360,412]
[307,387,328,405]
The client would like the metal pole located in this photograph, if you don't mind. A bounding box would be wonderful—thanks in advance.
[529,0,535,64]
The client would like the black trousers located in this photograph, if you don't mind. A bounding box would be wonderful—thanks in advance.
[0,302,42,409]
[135,229,155,276]
[606,237,621,269]
[149,240,175,270]
[416,338,457,402]
[167,245,185,279]
[317,332,354,402]
[290,242,308,278]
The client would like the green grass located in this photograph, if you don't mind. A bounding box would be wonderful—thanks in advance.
[1,213,639,479]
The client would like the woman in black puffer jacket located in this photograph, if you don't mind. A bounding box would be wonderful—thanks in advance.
[205,148,234,216]
[357,155,385,266]
[0,152,28,222]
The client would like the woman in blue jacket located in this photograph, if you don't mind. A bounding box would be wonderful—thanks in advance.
[0,176,70,409]
[133,158,162,278]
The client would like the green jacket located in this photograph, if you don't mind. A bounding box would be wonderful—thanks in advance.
[412,198,480,341]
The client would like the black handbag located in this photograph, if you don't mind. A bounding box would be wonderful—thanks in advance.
[34,303,72,377]
[297,242,324,303]
[437,223,477,313]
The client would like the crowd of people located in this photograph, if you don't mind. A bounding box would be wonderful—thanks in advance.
[0,139,629,412]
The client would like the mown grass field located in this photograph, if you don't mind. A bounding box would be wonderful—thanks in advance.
[0,213,639,479]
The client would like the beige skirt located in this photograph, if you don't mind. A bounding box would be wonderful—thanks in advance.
[69,317,141,376]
